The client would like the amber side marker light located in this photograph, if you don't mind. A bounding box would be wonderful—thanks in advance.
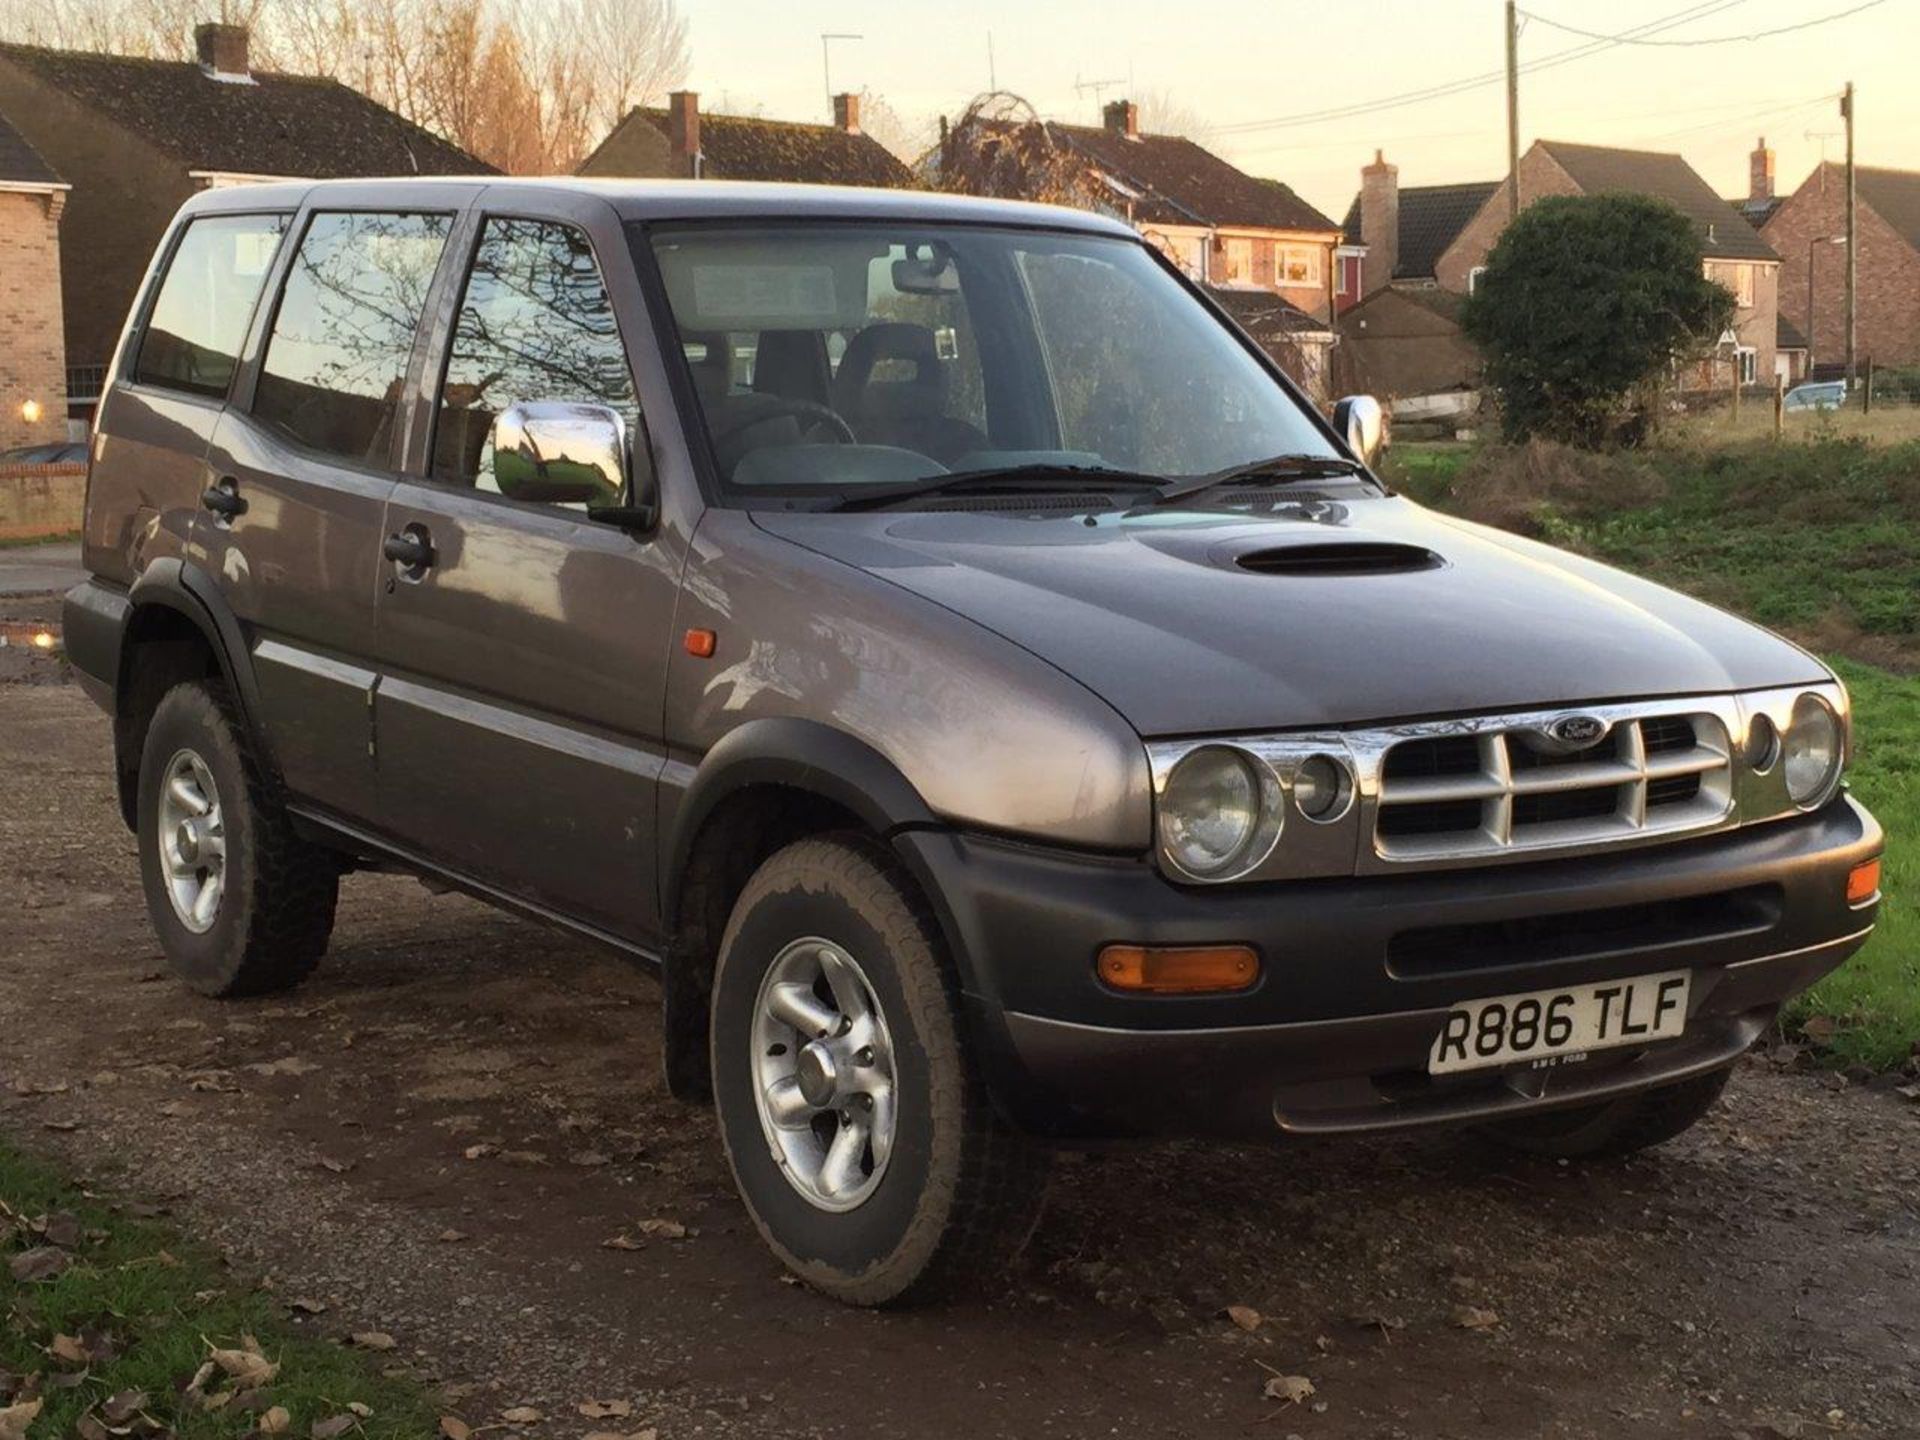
[1097,944,1260,994]
[1847,859,1882,905]
[683,627,717,658]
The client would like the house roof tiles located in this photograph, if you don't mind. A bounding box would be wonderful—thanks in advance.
[0,42,490,178]
[1048,122,1338,234]
[0,105,60,187]
[1537,140,1776,262]
[609,108,914,188]
[1340,180,1500,279]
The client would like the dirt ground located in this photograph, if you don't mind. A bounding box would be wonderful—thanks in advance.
[2,671,1917,1439]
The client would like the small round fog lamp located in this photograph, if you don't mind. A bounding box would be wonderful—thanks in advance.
[1292,754,1351,822]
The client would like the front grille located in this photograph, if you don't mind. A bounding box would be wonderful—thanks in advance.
[1374,710,1733,862]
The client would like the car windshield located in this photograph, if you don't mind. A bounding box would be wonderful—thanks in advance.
[642,223,1340,503]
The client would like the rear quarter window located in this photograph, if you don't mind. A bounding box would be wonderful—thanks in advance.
[131,214,289,399]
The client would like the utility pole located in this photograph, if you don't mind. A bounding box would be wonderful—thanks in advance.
[1505,0,1521,219]
[1842,81,1857,391]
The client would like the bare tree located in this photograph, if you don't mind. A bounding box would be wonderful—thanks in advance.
[575,0,689,135]
[1135,87,1212,143]
[857,87,936,166]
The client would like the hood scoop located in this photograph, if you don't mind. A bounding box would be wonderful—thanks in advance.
[1234,541,1443,576]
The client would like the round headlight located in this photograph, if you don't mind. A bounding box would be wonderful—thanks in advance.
[1782,693,1842,807]
[1159,746,1276,879]
[1292,754,1352,822]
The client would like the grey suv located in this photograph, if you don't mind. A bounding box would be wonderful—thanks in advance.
[66,178,1883,1305]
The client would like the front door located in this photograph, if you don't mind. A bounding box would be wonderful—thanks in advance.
[201,207,459,824]
[371,211,683,941]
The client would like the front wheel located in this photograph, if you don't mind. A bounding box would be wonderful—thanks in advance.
[709,836,1044,1306]
[1478,1065,1733,1160]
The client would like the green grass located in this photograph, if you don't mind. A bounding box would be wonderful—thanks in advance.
[1383,436,1918,1068]
[1791,660,1918,1069]
[0,531,79,549]
[0,1141,444,1438]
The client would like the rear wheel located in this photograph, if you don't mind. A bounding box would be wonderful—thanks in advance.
[1479,1065,1733,1160]
[136,679,339,997]
[710,835,1045,1305]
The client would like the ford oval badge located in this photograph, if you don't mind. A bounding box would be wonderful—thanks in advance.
[1548,714,1609,746]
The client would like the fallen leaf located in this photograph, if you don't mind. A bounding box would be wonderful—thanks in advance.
[0,1397,43,1440]
[347,1402,373,1418]
[248,1057,319,1077]
[9,1247,70,1282]
[349,1332,397,1352]
[601,1234,642,1252]
[500,1150,547,1167]
[1223,1304,1262,1333]
[100,1390,147,1425]
[208,1335,280,1388]
[579,1399,633,1419]
[438,1417,471,1440]
[635,1219,686,1240]
[312,1415,357,1439]
[501,1405,543,1423]
[462,1144,495,1161]
[288,1298,329,1315]
[48,1333,89,1365]
[1801,1014,1839,1044]
[75,1414,109,1440]
[42,1119,80,1132]
[39,1212,81,1247]
[1895,1083,1920,1101]
[1261,1374,1316,1405]
[568,1151,611,1167]
[437,1230,468,1244]
[1450,1304,1501,1331]
[317,1158,351,1175]
[260,1406,292,1434]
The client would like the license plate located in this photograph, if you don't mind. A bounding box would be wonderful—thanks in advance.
[1428,970,1691,1076]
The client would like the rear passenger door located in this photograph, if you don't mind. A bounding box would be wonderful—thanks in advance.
[203,202,464,824]
[369,202,684,941]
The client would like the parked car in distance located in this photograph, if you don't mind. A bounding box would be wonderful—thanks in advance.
[66,178,1883,1306]
[1,440,88,464]
[1783,380,1849,411]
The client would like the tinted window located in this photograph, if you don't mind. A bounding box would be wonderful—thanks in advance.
[431,218,634,496]
[132,214,287,398]
[254,211,451,466]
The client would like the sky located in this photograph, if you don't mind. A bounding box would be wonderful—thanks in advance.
[674,0,1917,221]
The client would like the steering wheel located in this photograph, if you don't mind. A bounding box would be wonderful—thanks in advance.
[712,395,858,447]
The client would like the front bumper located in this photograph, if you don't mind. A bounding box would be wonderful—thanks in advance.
[893,796,1881,1138]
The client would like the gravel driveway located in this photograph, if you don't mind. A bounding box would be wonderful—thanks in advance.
[1,675,1916,1440]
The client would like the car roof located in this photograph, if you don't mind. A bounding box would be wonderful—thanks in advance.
[178,175,1141,239]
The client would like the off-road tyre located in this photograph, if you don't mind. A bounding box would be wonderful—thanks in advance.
[1480,1065,1733,1160]
[710,834,1046,1306]
[136,678,338,997]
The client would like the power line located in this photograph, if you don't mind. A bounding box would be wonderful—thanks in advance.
[1211,0,1746,135]
[1520,0,1888,47]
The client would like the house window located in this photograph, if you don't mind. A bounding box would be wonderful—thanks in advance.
[1276,244,1322,288]
[1708,262,1755,308]
[1736,346,1757,385]
[1468,265,1488,294]
[1222,237,1254,285]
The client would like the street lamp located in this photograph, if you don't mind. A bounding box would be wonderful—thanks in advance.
[1807,234,1846,375]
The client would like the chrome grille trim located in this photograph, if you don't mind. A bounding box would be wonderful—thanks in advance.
[1373,712,1733,862]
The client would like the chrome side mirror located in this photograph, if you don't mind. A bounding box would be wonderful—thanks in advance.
[1331,394,1387,467]
[492,401,629,509]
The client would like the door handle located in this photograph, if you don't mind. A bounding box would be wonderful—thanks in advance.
[200,477,245,519]
[382,530,434,571]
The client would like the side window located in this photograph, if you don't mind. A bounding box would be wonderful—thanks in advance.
[430,218,635,500]
[254,211,452,466]
[132,214,288,398]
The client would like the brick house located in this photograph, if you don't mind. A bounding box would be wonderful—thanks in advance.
[578,92,915,187]
[0,22,490,417]
[0,108,68,449]
[1758,157,1920,371]
[1333,152,1497,400]
[1436,139,1782,389]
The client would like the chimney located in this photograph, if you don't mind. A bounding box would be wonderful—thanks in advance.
[1102,99,1140,140]
[194,21,250,79]
[667,91,701,178]
[833,92,861,135]
[1358,149,1398,296]
[1749,135,1776,202]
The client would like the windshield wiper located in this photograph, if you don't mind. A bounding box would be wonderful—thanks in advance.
[1151,454,1366,506]
[829,463,1169,513]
